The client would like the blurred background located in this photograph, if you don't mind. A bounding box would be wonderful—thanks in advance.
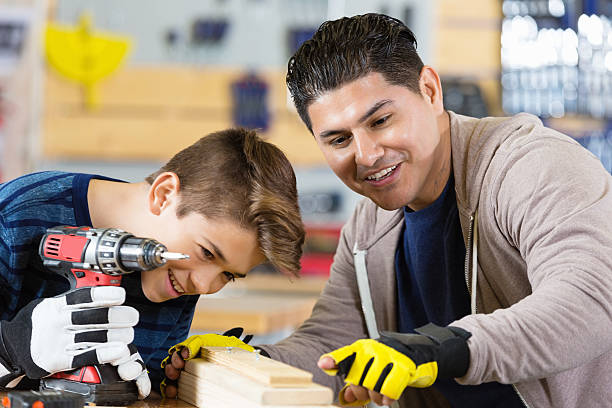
[1,0,611,340]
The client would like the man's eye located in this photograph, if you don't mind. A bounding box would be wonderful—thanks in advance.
[372,115,390,127]
[331,135,350,146]
[201,247,214,259]
[223,271,236,282]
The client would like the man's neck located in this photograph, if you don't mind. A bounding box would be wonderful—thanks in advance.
[87,179,149,231]
[419,110,452,209]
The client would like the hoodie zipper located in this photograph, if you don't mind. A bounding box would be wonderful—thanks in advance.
[464,212,529,408]
[464,214,476,313]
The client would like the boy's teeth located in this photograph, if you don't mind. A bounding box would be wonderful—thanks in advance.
[367,165,397,181]
[169,271,185,293]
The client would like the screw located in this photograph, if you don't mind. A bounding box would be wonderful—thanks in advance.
[226,347,232,353]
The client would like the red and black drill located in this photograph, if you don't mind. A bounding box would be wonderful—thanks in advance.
[37,226,188,405]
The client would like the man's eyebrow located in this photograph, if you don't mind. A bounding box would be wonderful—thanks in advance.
[317,99,392,140]
[358,99,392,124]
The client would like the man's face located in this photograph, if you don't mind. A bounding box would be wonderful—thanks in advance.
[140,211,265,303]
[307,71,449,211]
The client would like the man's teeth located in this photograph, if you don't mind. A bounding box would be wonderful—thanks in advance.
[366,165,397,181]
[169,271,185,293]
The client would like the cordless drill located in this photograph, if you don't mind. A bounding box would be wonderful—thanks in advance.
[37,226,188,405]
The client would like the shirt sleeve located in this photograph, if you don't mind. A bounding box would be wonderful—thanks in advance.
[146,296,197,393]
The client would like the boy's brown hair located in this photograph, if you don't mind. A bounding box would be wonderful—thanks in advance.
[146,128,304,275]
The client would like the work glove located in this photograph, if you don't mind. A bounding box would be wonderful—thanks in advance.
[160,327,254,397]
[0,286,151,399]
[321,323,471,405]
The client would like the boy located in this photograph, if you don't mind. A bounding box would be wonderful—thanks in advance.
[0,128,305,398]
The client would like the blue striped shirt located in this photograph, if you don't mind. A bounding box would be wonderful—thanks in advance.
[0,171,198,391]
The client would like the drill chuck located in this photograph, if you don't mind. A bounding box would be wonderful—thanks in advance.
[116,236,169,271]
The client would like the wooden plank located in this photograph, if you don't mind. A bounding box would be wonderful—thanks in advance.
[199,347,313,387]
[178,372,335,408]
[182,362,332,405]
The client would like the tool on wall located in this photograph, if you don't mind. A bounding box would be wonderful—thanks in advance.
[45,13,131,109]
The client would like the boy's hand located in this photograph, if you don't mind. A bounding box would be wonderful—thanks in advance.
[160,327,254,398]
[0,287,140,388]
[319,323,471,404]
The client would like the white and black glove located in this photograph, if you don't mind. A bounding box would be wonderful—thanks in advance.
[0,286,151,399]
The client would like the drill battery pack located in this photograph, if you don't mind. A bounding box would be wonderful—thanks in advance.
[2,390,84,408]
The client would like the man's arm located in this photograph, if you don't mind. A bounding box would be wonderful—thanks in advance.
[455,134,612,385]
[258,204,370,393]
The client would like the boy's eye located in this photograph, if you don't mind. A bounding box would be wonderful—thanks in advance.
[201,247,214,259]
[223,271,236,282]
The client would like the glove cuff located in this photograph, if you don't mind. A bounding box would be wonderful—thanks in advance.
[415,323,471,379]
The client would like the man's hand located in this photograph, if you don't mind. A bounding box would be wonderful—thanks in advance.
[160,327,254,398]
[319,323,471,404]
[319,356,396,406]
[0,286,150,398]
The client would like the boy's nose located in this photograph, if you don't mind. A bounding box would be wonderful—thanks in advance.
[190,267,221,295]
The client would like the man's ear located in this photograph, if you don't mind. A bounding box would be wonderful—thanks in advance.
[419,66,444,114]
[147,172,181,216]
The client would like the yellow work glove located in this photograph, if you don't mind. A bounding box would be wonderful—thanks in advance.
[160,327,254,397]
[321,323,471,402]
[161,327,254,368]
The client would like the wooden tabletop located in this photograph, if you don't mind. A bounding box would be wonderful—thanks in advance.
[190,275,326,335]
[191,293,318,335]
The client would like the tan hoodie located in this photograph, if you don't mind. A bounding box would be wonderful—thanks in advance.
[260,112,612,408]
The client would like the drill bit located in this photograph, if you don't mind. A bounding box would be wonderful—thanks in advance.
[160,252,190,261]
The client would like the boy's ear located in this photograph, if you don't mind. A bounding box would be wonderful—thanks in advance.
[147,172,181,216]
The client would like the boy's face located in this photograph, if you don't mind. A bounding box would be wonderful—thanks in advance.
[307,70,449,211]
[140,211,265,303]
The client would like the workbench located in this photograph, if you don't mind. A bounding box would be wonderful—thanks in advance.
[189,274,326,340]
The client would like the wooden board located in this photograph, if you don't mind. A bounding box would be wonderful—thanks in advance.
[178,373,335,408]
[182,362,332,405]
[199,347,313,387]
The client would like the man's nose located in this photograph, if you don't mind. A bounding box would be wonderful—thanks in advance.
[353,131,383,167]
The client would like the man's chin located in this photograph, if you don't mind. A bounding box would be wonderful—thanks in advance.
[369,195,406,211]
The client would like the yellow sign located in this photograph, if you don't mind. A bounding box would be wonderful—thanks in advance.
[45,13,131,108]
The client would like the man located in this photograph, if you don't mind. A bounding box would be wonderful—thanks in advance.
[0,128,305,398]
[163,13,612,408]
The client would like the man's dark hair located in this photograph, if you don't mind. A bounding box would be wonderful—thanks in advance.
[286,13,424,132]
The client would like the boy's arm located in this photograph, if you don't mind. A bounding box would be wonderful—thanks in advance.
[150,296,198,394]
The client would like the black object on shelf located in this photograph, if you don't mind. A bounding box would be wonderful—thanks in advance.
[191,18,229,44]
[287,27,317,56]
[231,72,270,131]
[442,78,489,118]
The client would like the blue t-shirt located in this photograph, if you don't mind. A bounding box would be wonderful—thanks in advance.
[0,171,198,391]
[395,175,522,407]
